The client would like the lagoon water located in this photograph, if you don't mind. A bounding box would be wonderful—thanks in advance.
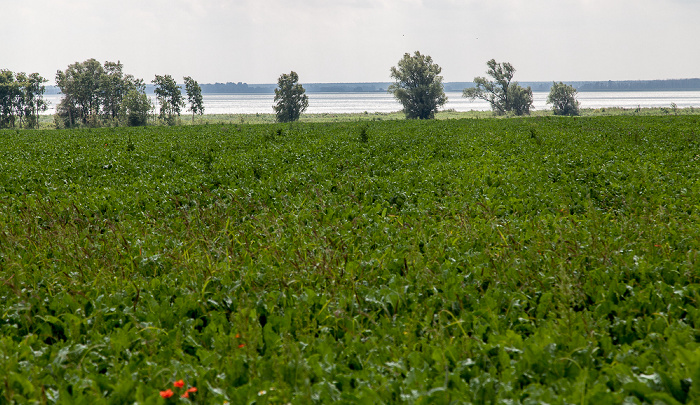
[41,91,700,115]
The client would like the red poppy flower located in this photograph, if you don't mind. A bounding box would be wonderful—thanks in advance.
[160,389,174,398]
[238,343,245,348]
[181,387,197,399]
[174,380,185,388]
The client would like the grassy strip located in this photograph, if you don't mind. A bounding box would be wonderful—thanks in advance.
[25,105,700,129]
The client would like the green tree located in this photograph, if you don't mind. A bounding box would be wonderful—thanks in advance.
[22,73,48,129]
[463,59,533,116]
[547,82,580,116]
[12,72,29,127]
[184,76,204,123]
[101,61,126,121]
[152,74,184,125]
[120,89,152,126]
[0,70,47,129]
[389,51,447,119]
[273,71,308,123]
[55,58,105,126]
[100,61,144,122]
[0,70,20,128]
[55,59,145,128]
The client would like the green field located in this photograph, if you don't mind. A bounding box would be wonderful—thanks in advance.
[1,116,699,404]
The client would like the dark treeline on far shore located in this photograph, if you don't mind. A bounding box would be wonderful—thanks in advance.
[41,78,700,95]
[452,78,700,92]
[569,78,700,92]
[43,82,389,94]
[201,82,390,94]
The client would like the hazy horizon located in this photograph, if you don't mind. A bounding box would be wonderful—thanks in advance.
[2,1,699,86]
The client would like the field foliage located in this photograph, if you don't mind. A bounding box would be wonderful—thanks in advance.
[1,116,699,404]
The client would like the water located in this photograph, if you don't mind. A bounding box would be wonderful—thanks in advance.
[40,91,700,115]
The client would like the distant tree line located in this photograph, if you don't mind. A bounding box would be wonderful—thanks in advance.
[43,78,700,96]
[576,78,700,92]
[6,57,700,128]
[199,82,388,94]
[184,79,700,96]
[303,83,387,93]
[54,59,203,128]
[200,82,273,94]
[0,70,48,129]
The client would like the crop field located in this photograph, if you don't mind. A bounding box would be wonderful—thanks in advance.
[0,116,699,403]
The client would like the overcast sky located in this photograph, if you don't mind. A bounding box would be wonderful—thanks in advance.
[1,0,699,85]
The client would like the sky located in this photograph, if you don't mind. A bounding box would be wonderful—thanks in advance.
[1,0,699,85]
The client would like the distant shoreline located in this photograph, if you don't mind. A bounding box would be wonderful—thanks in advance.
[43,78,700,95]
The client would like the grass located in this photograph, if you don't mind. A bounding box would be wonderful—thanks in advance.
[0,115,699,403]
[136,106,700,124]
[27,105,700,129]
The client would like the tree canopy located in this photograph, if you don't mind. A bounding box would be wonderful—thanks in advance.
[55,58,104,126]
[153,74,184,125]
[184,76,204,122]
[55,59,145,127]
[547,82,580,116]
[273,71,308,123]
[389,51,447,119]
[463,59,533,116]
[101,61,145,121]
[0,70,47,129]
[120,90,153,127]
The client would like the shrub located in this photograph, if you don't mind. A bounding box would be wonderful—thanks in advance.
[547,82,580,116]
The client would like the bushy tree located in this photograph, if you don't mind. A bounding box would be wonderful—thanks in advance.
[120,90,152,126]
[11,72,29,127]
[0,70,47,129]
[273,71,308,123]
[184,76,204,123]
[55,59,143,127]
[55,59,104,126]
[463,59,533,116]
[547,82,580,116]
[24,73,49,128]
[152,74,184,125]
[0,70,21,128]
[101,61,144,122]
[389,51,447,119]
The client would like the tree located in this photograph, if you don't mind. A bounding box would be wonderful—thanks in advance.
[55,58,105,126]
[20,73,48,129]
[120,89,152,126]
[55,59,145,128]
[12,72,28,127]
[0,70,20,128]
[547,82,580,116]
[101,61,125,121]
[100,61,144,122]
[0,70,47,129]
[273,71,308,123]
[184,76,204,123]
[463,59,533,116]
[152,74,184,125]
[388,51,447,119]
